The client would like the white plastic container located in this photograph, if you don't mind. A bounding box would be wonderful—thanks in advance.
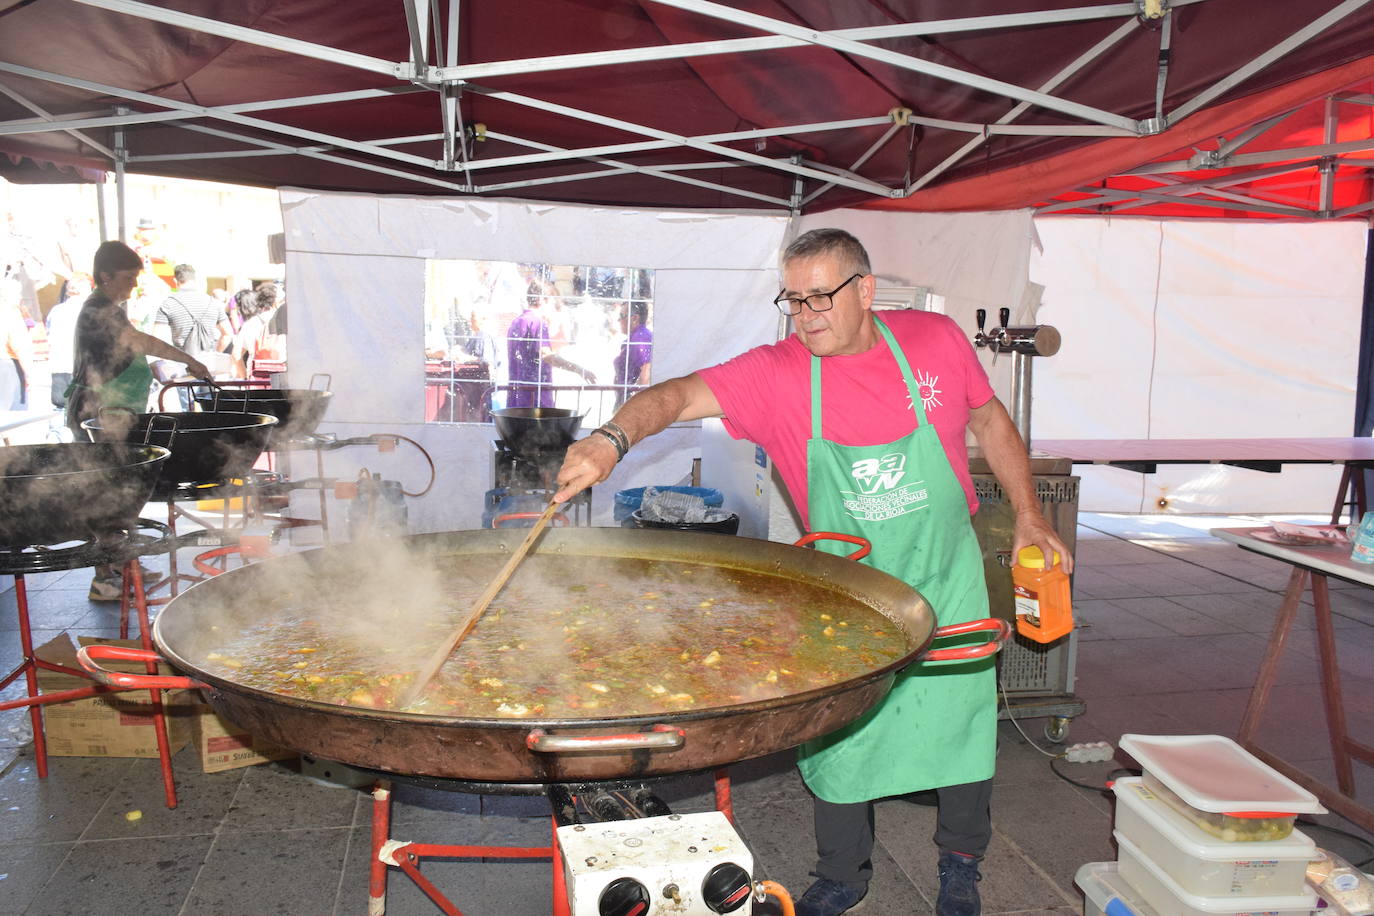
[1076,861,1160,916]
[1119,735,1325,843]
[1113,778,1315,898]
[1115,830,1318,916]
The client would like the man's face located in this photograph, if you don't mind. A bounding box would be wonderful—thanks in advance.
[780,255,876,357]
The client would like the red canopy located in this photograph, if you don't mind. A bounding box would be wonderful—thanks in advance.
[1,0,1372,217]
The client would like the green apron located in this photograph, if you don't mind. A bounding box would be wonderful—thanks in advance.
[796,316,996,804]
[97,358,154,412]
[66,358,154,430]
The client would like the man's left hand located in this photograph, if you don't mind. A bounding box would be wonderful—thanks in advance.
[1012,509,1074,574]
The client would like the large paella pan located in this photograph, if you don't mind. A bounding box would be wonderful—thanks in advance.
[80,528,1006,782]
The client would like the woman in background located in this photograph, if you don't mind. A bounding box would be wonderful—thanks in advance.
[230,283,278,378]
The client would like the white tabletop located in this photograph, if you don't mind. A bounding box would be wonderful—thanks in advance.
[1035,437,1374,464]
[1211,526,1374,587]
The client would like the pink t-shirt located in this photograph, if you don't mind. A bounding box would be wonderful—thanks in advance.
[697,310,994,529]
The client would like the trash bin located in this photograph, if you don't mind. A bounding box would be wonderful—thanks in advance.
[631,508,740,535]
[613,486,722,526]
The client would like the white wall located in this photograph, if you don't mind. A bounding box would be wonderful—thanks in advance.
[1031,217,1367,514]
[280,190,788,534]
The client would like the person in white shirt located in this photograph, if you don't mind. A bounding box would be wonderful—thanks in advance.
[44,273,91,409]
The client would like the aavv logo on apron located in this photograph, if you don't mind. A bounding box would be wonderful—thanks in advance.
[841,453,929,521]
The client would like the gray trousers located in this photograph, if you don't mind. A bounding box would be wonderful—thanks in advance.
[811,778,994,890]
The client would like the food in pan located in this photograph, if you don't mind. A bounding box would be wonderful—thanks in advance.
[199,554,910,717]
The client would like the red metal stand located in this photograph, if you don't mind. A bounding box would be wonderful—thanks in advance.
[0,556,180,808]
[365,769,736,915]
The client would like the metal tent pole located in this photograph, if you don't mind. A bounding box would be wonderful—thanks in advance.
[113,107,126,242]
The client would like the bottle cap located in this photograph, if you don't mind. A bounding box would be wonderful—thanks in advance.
[1017,545,1059,569]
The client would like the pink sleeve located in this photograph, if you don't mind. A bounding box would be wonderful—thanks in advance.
[696,344,784,445]
[945,315,994,409]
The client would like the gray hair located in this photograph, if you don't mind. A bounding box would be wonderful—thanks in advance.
[173,263,196,285]
[781,228,872,277]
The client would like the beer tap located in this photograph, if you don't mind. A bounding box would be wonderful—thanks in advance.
[971,307,1063,448]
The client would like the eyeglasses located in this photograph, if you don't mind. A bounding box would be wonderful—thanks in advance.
[773,273,863,316]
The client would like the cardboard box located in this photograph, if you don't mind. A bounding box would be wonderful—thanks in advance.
[192,703,297,773]
[34,634,193,758]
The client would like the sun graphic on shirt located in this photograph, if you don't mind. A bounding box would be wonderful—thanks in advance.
[906,369,943,413]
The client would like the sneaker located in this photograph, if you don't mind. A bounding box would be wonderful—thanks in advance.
[87,575,124,602]
[936,852,983,916]
[87,564,165,602]
[795,877,865,916]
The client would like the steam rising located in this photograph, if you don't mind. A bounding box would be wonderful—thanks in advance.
[0,443,168,547]
[180,534,911,719]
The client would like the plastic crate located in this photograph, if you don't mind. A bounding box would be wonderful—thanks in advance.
[1076,861,1158,916]
[1114,830,1317,916]
[973,474,1080,697]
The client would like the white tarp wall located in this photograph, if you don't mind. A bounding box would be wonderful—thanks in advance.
[279,189,787,534]
[280,193,1037,539]
[1030,217,1367,514]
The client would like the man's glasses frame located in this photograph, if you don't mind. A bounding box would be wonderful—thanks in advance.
[773,273,863,316]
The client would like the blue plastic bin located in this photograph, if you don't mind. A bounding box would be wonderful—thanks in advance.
[613,486,723,526]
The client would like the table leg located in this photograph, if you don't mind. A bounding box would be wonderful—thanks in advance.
[1311,574,1356,796]
[1331,465,1355,524]
[1239,568,1307,743]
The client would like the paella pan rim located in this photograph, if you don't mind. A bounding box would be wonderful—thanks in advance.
[81,411,280,434]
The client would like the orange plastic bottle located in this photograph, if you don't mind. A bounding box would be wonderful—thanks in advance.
[1012,546,1073,643]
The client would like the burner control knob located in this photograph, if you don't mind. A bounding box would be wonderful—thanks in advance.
[702,862,752,913]
[598,877,650,916]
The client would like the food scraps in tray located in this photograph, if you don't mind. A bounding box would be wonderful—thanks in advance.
[1260,521,1349,546]
[198,554,911,718]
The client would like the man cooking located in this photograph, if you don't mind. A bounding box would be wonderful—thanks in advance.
[554,228,1072,916]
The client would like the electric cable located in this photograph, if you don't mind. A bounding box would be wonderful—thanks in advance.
[1048,758,1140,796]
[996,675,1064,759]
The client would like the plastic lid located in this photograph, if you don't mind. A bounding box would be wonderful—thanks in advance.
[1016,545,1059,569]
[1119,735,1325,815]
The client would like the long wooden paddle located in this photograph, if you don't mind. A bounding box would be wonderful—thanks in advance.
[394,499,560,709]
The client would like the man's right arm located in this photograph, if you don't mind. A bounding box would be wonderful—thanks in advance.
[553,373,721,503]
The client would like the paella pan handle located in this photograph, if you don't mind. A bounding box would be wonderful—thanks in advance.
[526,724,685,754]
[309,372,332,392]
[76,645,203,690]
[143,413,179,449]
[919,618,1013,663]
[792,531,872,561]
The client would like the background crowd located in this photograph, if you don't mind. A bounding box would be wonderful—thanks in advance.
[423,259,654,426]
[1,250,286,435]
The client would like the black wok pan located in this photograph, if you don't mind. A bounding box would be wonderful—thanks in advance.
[0,443,169,547]
[82,411,277,489]
[194,388,332,442]
[491,407,582,452]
